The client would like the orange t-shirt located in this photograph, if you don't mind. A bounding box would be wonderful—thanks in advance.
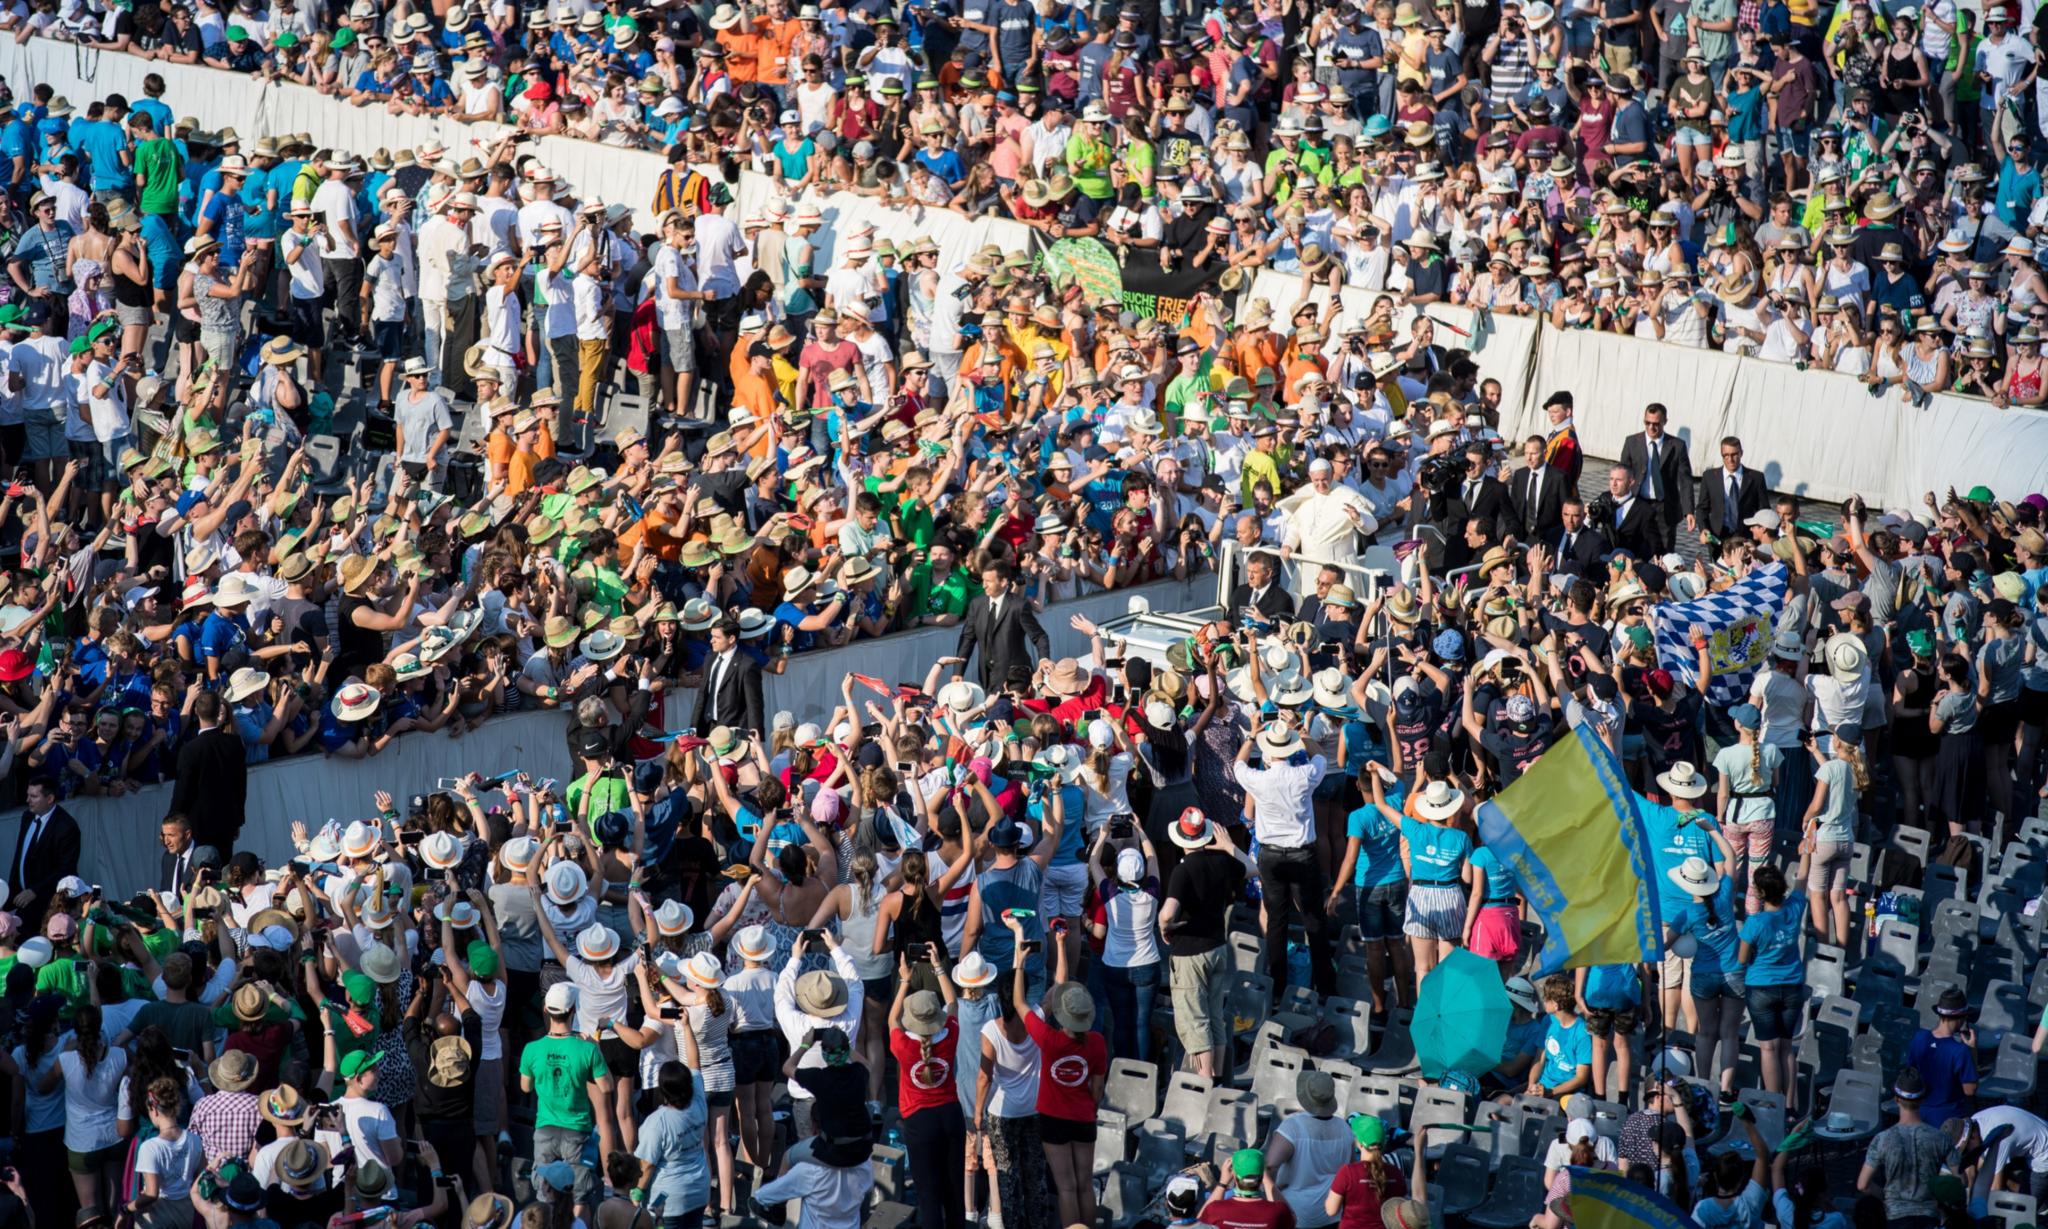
[618,509,683,565]
[1233,331,1281,382]
[507,449,539,498]
[734,368,778,432]
[760,18,800,84]
[718,30,766,82]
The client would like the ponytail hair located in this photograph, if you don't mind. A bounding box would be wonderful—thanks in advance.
[1840,741,1870,793]
[74,1003,106,1074]
[851,851,880,914]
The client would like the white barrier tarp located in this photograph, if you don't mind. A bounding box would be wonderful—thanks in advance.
[0,37,1043,267]
[21,573,1208,895]
[1510,327,1746,485]
[1510,327,2048,507]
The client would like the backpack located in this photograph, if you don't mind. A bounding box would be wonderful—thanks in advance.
[1934,833,1981,883]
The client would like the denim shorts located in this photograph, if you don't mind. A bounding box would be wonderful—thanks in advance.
[1746,981,1805,1041]
[1773,126,1810,158]
[1355,879,1409,941]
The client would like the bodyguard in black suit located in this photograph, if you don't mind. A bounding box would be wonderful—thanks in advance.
[1508,436,1568,543]
[1553,497,1612,578]
[956,561,1051,691]
[1227,549,1296,621]
[1454,443,1513,543]
[9,778,79,931]
[157,814,218,900]
[1602,465,1660,560]
[1618,404,1695,551]
[692,617,766,735]
[1696,436,1769,542]
[169,691,248,853]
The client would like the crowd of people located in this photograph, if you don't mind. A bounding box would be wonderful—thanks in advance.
[0,2,2044,1229]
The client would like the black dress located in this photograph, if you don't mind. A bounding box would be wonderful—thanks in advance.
[1928,690,1985,831]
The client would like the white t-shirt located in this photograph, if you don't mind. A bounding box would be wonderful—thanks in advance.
[565,951,642,1037]
[85,357,130,442]
[59,1045,129,1151]
[282,229,326,299]
[693,212,744,296]
[485,284,521,357]
[313,179,361,259]
[652,243,694,332]
[366,254,407,324]
[340,1093,399,1165]
[136,1128,206,1199]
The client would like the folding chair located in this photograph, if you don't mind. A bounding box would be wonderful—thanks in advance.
[1464,1157,1546,1229]
[1159,1071,1214,1143]
[1324,996,1375,1063]
[1104,1057,1160,1124]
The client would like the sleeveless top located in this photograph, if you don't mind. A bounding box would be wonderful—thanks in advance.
[336,593,388,681]
[839,884,895,981]
[893,885,950,961]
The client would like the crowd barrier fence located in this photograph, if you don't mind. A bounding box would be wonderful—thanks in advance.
[23,573,1207,894]
[1241,270,2048,508]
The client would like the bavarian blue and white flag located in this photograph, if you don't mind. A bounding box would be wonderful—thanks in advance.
[1650,563,1790,705]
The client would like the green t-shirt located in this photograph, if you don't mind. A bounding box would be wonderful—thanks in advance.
[135,139,183,217]
[1065,133,1114,201]
[35,957,89,1014]
[520,1034,606,1131]
[567,770,631,827]
[909,563,976,620]
[572,561,628,618]
[321,998,383,1062]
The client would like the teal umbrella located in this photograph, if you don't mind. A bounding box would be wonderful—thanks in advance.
[1411,949,1512,1080]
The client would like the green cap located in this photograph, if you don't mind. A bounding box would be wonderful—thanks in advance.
[1348,1114,1385,1148]
[274,30,299,47]
[467,940,500,978]
[331,26,355,48]
[0,304,27,330]
[1906,629,1935,657]
[1230,1148,1264,1181]
[342,970,376,1005]
[1966,484,1995,502]
[67,336,91,355]
[1622,623,1653,651]
[339,1049,383,1079]
[86,317,118,345]
[226,22,248,39]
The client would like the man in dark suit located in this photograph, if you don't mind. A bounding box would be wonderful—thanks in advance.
[157,814,219,900]
[692,617,765,735]
[1455,442,1513,542]
[1604,464,1659,559]
[1507,434,1567,543]
[169,690,247,853]
[9,777,79,931]
[956,560,1051,691]
[1226,549,1296,621]
[1696,435,1769,543]
[1553,496,1612,578]
[1618,403,1695,552]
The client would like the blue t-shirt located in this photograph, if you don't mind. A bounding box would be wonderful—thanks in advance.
[198,611,250,665]
[1537,1015,1591,1088]
[1582,963,1641,1011]
[1346,803,1406,888]
[1029,783,1086,865]
[132,98,173,137]
[1400,817,1470,885]
[1640,796,1718,919]
[635,1077,710,1213]
[1666,878,1741,981]
[1504,1016,1547,1062]
[771,601,816,653]
[1737,892,1808,986]
[914,147,967,186]
[1469,845,1519,904]
[233,700,275,763]
[1078,473,1126,535]
[1905,1030,1977,1129]
[71,118,131,191]
[200,186,247,270]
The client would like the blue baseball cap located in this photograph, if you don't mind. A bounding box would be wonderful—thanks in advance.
[1729,703,1761,728]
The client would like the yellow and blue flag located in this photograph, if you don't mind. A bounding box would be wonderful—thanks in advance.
[1475,723,1662,978]
[1568,1168,1704,1229]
